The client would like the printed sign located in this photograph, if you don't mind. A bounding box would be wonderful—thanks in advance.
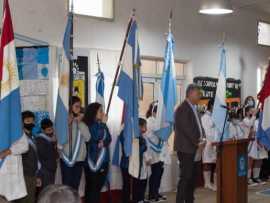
[238,154,247,177]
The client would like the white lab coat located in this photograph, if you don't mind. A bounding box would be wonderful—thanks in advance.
[227,119,246,140]
[201,111,217,163]
[242,116,256,138]
[146,117,171,165]
[138,138,152,180]
[0,134,29,201]
[249,120,269,159]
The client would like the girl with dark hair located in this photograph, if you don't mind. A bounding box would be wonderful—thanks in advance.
[201,99,217,191]
[83,102,112,203]
[146,101,158,119]
[59,96,91,191]
[146,101,168,202]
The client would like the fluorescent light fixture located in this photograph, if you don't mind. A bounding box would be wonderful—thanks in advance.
[199,0,233,15]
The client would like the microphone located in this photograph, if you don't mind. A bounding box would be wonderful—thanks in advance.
[220,105,230,110]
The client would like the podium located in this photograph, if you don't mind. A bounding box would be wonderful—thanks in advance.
[214,139,250,203]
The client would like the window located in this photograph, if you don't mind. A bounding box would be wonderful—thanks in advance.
[258,21,270,46]
[139,57,186,153]
[69,0,114,20]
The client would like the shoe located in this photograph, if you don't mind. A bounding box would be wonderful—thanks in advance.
[204,183,217,191]
[253,178,266,185]
[248,179,258,187]
[158,194,167,200]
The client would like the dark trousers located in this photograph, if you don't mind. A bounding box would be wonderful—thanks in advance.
[60,159,83,190]
[121,168,131,203]
[40,170,56,190]
[176,152,197,203]
[149,161,164,199]
[132,178,147,203]
[15,176,36,203]
[85,165,109,203]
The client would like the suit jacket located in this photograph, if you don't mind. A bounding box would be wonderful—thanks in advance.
[174,100,204,154]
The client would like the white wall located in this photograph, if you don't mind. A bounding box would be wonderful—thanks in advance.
[7,0,270,98]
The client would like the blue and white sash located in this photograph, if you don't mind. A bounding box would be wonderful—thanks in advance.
[148,138,164,153]
[87,130,107,172]
[61,122,82,167]
[37,133,54,143]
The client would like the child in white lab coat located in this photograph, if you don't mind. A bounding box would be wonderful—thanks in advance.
[248,111,268,185]
[201,99,217,191]
[132,118,152,203]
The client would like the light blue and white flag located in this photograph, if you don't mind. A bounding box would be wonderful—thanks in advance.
[96,69,105,108]
[63,12,73,61]
[0,0,23,168]
[154,32,177,142]
[55,12,72,146]
[212,46,229,140]
[117,18,142,157]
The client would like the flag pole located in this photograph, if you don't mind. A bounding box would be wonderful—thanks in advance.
[68,0,74,160]
[69,0,74,100]
[97,52,101,73]
[106,9,136,115]
[169,9,172,33]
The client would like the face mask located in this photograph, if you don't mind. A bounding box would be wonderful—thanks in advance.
[45,132,54,137]
[72,112,79,117]
[24,123,35,131]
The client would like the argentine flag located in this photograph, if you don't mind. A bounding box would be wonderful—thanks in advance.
[212,46,228,140]
[55,12,72,145]
[257,62,270,149]
[117,18,142,157]
[154,32,177,141]
[96,69,105,108]
[0,0,23,167]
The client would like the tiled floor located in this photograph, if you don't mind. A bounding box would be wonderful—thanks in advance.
[166,183,270,203]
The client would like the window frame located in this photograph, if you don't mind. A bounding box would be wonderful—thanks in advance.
[257,20,270,47]
[141,56,187,80]
[68,0,115,21]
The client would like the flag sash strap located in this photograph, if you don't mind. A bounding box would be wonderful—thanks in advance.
[37,133,54,142]
[148,138,163,153]
[60,123,82,167]
[27,137,42,171]
[87,130,107,172]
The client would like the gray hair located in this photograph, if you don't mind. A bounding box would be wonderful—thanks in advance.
[0,196,8,203]
[38,185,80,203]
[186,83,200,97]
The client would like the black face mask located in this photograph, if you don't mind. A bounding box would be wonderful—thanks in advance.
[45,133,54,137]
[73,112,79,117]
[24,123,35,131]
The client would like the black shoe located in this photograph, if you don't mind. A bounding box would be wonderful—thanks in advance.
[158,194,167,201]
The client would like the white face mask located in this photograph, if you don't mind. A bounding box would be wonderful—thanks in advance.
[232,119,240,125]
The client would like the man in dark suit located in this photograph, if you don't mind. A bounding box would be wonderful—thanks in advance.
[174,84,205,203]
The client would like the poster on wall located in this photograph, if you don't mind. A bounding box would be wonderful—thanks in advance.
[73,56,89,108]
[193,76,241,110]
[16,46,50,133]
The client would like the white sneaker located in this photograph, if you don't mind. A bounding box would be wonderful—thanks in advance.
[248,179,258,187]
[205,183,217,191]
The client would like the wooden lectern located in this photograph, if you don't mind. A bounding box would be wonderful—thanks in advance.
[214,139,250,203]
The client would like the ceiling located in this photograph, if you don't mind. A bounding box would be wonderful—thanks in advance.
[231,0,270,14]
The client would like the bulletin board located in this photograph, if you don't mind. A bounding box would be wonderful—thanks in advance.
[16,46,50,132]
[193,76,241,109]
